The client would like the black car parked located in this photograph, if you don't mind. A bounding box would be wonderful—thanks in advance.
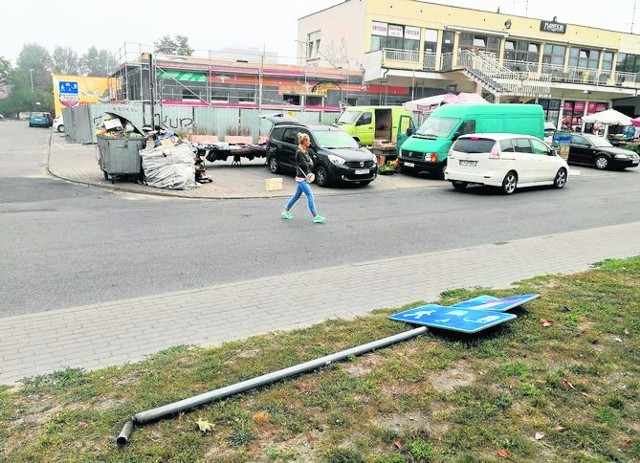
[567,133,639,170]
[266,121,378,187]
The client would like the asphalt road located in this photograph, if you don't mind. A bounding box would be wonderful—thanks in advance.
[2,121,640,316]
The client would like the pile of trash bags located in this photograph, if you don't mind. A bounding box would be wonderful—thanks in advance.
[139,142,199,190]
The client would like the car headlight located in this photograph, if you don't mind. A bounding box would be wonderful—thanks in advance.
[327,154,346,165]
[614,154,630,160]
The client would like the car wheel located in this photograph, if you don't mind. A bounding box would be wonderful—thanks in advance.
[553,168,567,189]
[501,171,517,195]
[315,165,330,187]
[268,156,280,174]
[57,125,64,133]
[595,154,609,170]
[452,181,468,191]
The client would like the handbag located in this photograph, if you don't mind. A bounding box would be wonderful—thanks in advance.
[299,163,315,183]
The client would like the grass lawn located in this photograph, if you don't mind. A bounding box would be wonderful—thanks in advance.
[1,257,638,463]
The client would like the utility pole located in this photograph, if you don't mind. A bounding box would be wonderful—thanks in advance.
[148,54,155,128]
[258,44,264,111]
[29,69,34,91]
[633,0,638,33]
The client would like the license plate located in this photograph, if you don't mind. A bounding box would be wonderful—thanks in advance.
[459,160,477,167]
[404,162,414,168]
[355,169,369,175]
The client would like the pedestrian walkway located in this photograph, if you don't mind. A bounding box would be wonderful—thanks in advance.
[0,134,631,386]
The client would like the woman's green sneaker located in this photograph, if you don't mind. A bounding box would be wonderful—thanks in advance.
[281,211,293,219]
[313,215,326,223]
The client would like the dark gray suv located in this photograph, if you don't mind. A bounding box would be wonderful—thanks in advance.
[266,121,378,187]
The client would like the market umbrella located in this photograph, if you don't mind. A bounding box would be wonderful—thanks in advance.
[582,109,632,137]
[582,108,632,126]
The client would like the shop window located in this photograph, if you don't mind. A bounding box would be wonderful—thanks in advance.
[182,89,202,101]
[423,29,437,53]
[504,40,540,66]
[459,33,499,54]
[369,23,419,52]
[542,44,566,65]
[441,31,454,55]
[561,100,586,131]
[616,53,640,73]
[602,51,613,71]
[569,47,599,69]
[238,90,255,104]
[283,94,301,105]
[305,95,323,106]
[210,90,229,103]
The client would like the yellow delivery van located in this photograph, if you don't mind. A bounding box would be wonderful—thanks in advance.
[335,106,412,146]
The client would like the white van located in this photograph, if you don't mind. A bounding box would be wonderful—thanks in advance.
[445,133,569,195]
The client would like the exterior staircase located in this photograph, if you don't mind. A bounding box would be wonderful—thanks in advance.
[455,50,552,99]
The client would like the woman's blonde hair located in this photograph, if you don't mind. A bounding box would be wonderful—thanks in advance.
[297,132,310,144]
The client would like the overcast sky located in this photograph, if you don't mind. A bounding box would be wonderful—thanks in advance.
[2,0,639,65]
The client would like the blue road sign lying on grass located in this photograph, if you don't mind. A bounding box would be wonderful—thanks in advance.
[388,294,539,333]
[389,305,517,333]
[450,294,539,312]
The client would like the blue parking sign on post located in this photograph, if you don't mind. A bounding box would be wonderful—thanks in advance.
[58,81,80,108]
[388,304,517,334]
[59,81,79,95]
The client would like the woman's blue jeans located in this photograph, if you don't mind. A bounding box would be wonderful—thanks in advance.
[285,180,316,216]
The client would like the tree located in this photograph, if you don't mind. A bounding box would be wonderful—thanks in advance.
[0,56,11,92]
[0,69,53,117]
[80,47,114,77]
[16,43,53,93]
[52,47,81,75]
[154,35,194,56]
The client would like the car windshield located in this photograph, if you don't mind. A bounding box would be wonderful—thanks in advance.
[313,129,359,149]
[335,110,361,125]
[32,112,44,117]
[415,116,459,138]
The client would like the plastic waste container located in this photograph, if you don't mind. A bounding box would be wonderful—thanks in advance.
[552,130,571,160]
[97,135,147,183]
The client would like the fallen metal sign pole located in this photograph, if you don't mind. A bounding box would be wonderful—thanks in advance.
[117,326,427,446]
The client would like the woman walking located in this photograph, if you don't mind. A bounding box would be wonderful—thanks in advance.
[281,132,326,223]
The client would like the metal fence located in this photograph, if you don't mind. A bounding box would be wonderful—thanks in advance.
[63,104,342,144]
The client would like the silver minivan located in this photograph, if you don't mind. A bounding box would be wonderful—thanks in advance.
[445,133,569,195]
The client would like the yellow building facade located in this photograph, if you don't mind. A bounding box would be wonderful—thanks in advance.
[299,0,640,129]
[51,74,111,117]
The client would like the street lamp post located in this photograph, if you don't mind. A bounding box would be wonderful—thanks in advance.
[29,69,34,91]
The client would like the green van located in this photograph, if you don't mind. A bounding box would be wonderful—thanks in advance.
[397,104,545,178]
[335,106,412,146]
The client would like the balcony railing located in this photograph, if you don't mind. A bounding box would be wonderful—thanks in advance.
[380,47,640,92]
